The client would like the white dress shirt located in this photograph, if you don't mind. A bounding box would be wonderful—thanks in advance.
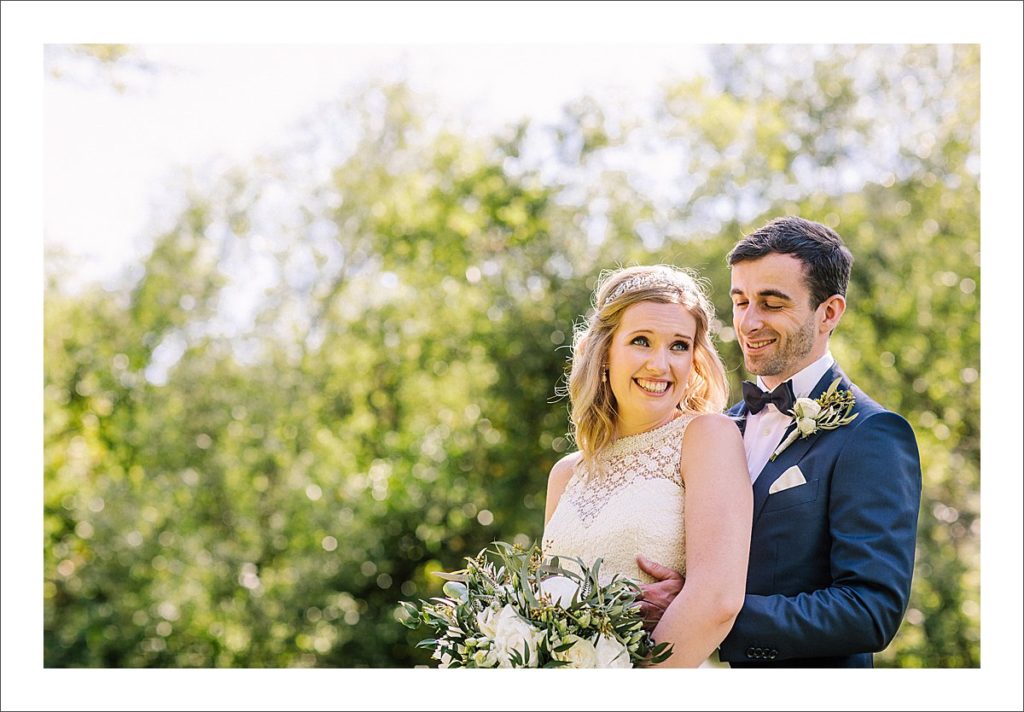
[744,352,835,483]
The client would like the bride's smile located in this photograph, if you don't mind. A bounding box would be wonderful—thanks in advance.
[634,377,671,394]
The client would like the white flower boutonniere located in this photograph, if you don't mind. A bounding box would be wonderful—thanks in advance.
[770,378,859,461]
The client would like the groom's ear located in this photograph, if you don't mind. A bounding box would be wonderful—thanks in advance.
[819,294,846,335]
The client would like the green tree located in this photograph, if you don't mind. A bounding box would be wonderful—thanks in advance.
[44,45,978,667]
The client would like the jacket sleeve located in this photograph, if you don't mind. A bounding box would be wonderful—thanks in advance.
[719,411,922,662]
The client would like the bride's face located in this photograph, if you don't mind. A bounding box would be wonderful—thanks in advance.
[606,300,696,437]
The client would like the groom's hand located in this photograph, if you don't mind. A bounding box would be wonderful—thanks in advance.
[636,555,684,631]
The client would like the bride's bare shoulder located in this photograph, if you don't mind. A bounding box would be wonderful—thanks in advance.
[684,412,742,437]
[548,451,583,485]
[545,451,583,524]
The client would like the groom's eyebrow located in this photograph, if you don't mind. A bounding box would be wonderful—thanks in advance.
[756,289,794,301]
[729,287,793,301]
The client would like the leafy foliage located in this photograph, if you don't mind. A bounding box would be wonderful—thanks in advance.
[401,542,671,667]
[44,46,978,667]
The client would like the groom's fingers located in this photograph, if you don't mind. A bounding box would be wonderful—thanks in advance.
[638,582,684,630]
[634,602,659,631]
[637,599,666,631]
[636,556,685,630]
[636,554,684,582]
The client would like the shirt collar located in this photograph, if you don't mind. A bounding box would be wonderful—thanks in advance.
[756,351,835,399]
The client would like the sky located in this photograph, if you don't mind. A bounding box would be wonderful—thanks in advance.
[44,43,706,288]
[4,2,1024,711]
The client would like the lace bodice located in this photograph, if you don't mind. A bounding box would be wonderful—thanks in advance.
[542,414,693,584]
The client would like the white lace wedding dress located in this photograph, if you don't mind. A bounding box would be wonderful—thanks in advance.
[542,414,692,585]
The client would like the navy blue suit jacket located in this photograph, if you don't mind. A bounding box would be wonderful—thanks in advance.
[719,363,922,667]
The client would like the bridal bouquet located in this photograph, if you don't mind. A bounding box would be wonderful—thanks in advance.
[399,541,672,668]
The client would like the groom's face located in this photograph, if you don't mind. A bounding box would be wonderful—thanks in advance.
[730,253,823,387]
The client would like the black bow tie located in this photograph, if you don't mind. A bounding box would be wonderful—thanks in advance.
[742,380,796,415]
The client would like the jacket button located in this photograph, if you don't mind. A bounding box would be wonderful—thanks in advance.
[768,650,777,660]
[745,647,756,658]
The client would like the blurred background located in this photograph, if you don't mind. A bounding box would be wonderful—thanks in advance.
[42,43,979,668]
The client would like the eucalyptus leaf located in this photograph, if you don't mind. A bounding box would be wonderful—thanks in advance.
[432,571,469,582]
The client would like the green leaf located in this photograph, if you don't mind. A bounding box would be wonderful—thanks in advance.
[520,558,539,608]
[442,581,469,602]
[433,571,469,583]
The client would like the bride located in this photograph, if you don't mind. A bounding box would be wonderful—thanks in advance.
[543,265,752,667]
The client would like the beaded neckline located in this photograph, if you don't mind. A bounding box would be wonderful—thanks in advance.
[607,412,692,458]
[565,410,693,523]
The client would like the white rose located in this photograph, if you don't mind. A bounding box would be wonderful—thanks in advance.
[472,648,498,667]
[476,606,500,638]
[480,605,543,667]
[595,634,632,668]
[437,651,453,668]
[793,397,821,419]
[539,575,579,608]
[552,634,598,668]
[796,416,817,435]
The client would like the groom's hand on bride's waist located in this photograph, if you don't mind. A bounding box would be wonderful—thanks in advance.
[636,555,684,631]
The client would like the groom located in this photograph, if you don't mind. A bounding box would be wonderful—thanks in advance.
[639,216,922,667]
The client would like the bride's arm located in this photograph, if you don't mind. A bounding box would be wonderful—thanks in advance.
[652,413,752,667]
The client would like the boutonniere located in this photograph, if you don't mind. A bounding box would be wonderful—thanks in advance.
[770,378,859,461]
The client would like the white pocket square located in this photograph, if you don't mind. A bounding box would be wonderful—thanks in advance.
[769,465,807,494]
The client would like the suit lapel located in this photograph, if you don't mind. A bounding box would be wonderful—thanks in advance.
[750,364,851,523]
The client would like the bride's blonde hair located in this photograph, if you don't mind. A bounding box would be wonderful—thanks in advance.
[567,265,728,464]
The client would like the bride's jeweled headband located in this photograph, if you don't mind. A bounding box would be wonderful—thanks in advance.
[602,273,685,308]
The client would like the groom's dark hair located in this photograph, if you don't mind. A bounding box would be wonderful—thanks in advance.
[727,216,853,308]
